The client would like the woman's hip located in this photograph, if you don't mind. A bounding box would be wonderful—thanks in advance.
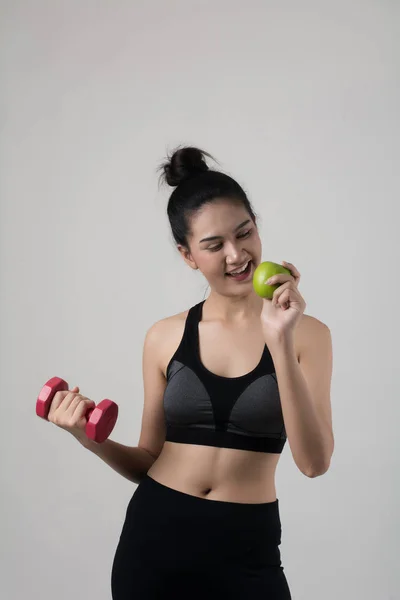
[118,473,284,568]
[111,474,292,598]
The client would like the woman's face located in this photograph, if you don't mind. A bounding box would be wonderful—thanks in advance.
[178,198,262,295]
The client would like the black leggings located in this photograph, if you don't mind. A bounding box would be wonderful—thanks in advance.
[111,474,292,599]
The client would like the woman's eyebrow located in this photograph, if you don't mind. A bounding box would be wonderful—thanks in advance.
[199,219,251,243]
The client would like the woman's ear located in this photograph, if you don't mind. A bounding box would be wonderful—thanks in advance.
[177,245,198,270]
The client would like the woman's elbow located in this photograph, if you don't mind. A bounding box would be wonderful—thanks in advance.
[302,459,331,478]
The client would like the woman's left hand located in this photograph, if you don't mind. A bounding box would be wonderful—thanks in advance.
[259,261,306,346]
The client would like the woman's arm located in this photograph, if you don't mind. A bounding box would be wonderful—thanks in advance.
[77,435,157,484]
[269,318,334,477]
[72,320,168,484]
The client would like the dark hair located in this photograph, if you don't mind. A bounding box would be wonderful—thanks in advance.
[158,146,258,251]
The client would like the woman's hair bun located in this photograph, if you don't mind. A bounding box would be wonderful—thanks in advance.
[160,146,213,187]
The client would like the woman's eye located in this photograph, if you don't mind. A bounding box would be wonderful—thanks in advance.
[208,230,252,252]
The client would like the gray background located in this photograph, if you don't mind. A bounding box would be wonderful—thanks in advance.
[1,1,399,598]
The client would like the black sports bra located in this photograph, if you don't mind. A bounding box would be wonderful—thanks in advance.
[163,300,287,453]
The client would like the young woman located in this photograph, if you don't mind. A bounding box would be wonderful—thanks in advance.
[51,146,334,599]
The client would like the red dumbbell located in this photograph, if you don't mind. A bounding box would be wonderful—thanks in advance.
[36,377,118,443]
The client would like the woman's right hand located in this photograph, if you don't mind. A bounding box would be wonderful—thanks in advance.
[47,386,96,443]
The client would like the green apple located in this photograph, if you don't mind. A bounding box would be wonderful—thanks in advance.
[253,261,291,299]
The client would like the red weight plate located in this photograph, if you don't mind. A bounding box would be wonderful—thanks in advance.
[85,400,118,443]
[36,377,69,419]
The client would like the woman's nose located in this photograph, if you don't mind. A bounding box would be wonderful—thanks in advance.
[225,242,246,261]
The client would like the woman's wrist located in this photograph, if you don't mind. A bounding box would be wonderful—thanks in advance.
[72,431,99,452]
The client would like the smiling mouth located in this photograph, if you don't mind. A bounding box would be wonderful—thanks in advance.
[226,260,250,275]
[225,261,252,278]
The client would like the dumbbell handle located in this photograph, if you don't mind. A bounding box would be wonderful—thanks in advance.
[36,377,118,443]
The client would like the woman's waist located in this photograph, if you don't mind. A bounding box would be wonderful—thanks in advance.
[147,441,280,503]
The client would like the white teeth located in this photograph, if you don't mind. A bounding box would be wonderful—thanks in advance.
[229,261,249,275]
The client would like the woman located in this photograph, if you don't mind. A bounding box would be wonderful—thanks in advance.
[112,148,333,600]
[52,146,334,599]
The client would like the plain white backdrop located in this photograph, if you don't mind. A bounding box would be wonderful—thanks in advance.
[1,1,399,598]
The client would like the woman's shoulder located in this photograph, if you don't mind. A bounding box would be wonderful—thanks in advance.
[296,312,331,358]
[150,306,190,332]
[146,307,191,378]
[299,312,330,333]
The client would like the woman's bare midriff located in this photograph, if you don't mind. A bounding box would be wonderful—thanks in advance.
[146,303,301,504]
[147,442,281,503]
